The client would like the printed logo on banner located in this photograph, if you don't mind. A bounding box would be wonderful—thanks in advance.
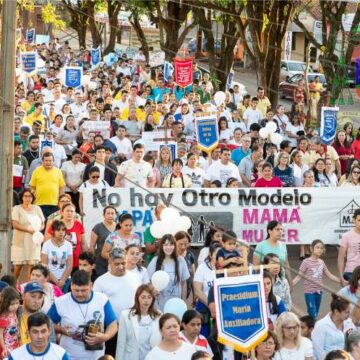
[64,67,83,88]
[195,115,219,152]
[91,47,101,67]
[338,200,360,228]
[26,28,35,43]
[320,107,339,145]
[21,52,37,74]
[214,274,268,352]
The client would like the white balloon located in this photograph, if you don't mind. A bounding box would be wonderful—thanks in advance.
[160,208,179,223]
[177,216,191,232]
[32,232,44,245]
[259,127,269,139]
[270,132,283,146]
[88,81,97,90]
[214,91,226,106]
[30,216,42,232]
[265,121,277,134]
[151,270,170,291]
[150,221,164,238]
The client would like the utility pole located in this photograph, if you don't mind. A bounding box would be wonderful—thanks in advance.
[0,0,17,274]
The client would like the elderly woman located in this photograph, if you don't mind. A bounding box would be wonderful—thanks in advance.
[274,312,313,360]
[162,158,192,188]
[11,189,45,279]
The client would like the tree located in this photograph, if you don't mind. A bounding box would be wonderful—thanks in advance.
[61,0,90,48]
[103,0,122,54]
[294,1,360,102]
[129,8,150,63]
[144,0,196,61]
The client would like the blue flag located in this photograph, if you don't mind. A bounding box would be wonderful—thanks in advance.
[26,28,35,43]
[91,47,101,67]
[21,52,37,74]
[64,67,82,89]
[195,115,219,152]
[320,107,338,145]
[163,61,174,82]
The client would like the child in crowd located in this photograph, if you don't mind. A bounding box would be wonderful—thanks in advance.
[300,315,315,339]
[293,239,340,319]
[78,251,96,282]
[0,287,20,359]
[216,230,243,268]
[263,253,291,310]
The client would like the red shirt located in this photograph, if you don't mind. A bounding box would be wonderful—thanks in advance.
[254,176,283,188]
[333,143,352,174]
[351,140,360,160]
[48,220,84,268]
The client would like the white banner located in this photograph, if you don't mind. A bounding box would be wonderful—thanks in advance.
[82,187,360,246]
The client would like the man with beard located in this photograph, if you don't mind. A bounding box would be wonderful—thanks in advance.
[23,135,40,166]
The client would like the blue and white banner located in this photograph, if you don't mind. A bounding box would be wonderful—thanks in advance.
[195,114,219,152]
[91,47,101,67]
[64,67,83,89]
[26,28,35,43]
[164,61,174,82]
[226,69,234,90]
[320,106,339,145]
[214,272,268,352]
[21,52,37,74]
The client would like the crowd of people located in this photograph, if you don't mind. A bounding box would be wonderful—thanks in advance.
[1,38,359,360]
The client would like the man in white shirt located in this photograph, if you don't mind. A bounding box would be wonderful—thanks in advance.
[93,248,140,355]
[112,90,128,113]
[9,313,69,360]
[47,270,118,360]
[70,92,86,121]
[243,97,263,132]
[116,143,153,187]
[204,147,241,187]
[109,125,133,158]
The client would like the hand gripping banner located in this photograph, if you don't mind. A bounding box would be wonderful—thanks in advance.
[214,270,268,352]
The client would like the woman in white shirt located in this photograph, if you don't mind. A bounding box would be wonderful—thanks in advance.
[312,295,353,360]
[116,284,162,360]
[285,116,305,149]
[197,227,224,266]
[145,313,196,360]
[125,244,150,284]
[194,242,222,337]
[183,153,205,189]
[274,311,313,360]
[218,116,232,144]
[290,150,309,187]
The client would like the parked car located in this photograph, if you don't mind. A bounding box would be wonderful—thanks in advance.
[279,73,327,101]
[280,60,314,81]
[187,38,222,55]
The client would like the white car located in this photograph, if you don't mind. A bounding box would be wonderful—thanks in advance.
[280,60,313,81]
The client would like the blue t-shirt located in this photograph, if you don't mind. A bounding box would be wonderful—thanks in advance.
[273,166,294,187]
[231,147,251,166]
[216,247,241,261]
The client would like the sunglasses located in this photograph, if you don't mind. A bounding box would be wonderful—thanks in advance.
[91,176,100,179]
[353,171,360,175]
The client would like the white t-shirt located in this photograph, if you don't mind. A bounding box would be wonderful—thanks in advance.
[130,266,150,285]
[178,331,213,357]
[9,343,69,360]
[145,342,196,360]
[117,159,153,187]
[205,161,241,187]
[61,160,86,191]
[197,247,209,267]
[70,103,87,120]
[285,123,305,147]
[93,271,140,317]
[194,261,215,299]
[41,240,72,280]
[109,136,133,157]
[274,337,313,360]
[243,108,262,131]
[183,166,205,188]
[78,179,110,193]
[47,291,116,360]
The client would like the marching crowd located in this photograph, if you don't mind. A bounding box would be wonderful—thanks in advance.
[2,38,359,360]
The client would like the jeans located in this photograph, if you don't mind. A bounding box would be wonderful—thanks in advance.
[343,272,352,281]
[305,292,322,319]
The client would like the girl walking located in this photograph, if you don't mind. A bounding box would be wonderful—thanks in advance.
[294,239,340,319]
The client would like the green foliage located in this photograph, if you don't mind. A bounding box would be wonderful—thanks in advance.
[41,2,65,31]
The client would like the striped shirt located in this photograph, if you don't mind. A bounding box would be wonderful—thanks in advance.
[299,257,328,294]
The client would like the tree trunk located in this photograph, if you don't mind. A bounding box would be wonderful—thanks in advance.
[78,26,87,48]
[130,13,150,63]
[104,1,122,55]
[88,3,102,48]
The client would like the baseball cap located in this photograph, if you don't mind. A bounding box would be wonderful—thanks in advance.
[0,281,9,292]
[24,282,45,294]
